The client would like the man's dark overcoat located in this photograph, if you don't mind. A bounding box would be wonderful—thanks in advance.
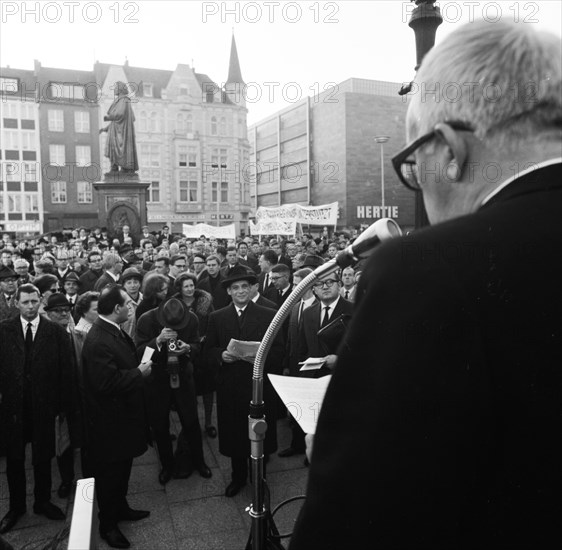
[81,318,149,462]
[0,316,71,463]
[205,301,284,457]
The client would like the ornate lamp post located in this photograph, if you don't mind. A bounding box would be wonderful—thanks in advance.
[374,136,390,210]
[399,0,443,228]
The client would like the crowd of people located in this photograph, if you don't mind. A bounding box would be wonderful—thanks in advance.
[0,221,361,548]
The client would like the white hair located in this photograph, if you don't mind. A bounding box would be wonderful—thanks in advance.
[409,19,562,144]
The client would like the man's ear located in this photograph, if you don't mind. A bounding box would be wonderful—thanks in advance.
[434,123,468,182]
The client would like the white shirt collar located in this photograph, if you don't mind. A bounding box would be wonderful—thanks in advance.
[321,295,340,312]
[302,296,316,308]
[481,158,562,205]
[20,315,40,335]
[251,295,259,303]
[98,315,122,331]
[106,270,120,282]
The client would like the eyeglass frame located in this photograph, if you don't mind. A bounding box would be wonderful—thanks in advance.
[313,279,339,289]
[391,120,474,192]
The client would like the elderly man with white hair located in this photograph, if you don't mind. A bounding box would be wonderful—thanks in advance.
[290,19,562,550]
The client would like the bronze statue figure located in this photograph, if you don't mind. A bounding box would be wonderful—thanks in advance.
[100,81,139,173]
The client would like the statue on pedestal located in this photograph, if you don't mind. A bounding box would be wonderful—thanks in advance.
[100,81,139,173]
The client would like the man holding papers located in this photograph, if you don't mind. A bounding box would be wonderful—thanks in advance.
[298,272,353,378]
[205,265,284,497]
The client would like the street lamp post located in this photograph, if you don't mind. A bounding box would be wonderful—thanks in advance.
[399,0,443,229]
[211,163,227,227]
[374,136,390,211]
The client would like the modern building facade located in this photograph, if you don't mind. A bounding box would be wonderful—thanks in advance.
[249,78,415,233]
[0,69,43,236]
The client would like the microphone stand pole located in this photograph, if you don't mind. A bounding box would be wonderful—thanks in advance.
[247,218,402,550]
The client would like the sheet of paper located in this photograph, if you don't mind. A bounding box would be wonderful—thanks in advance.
[298,357,326,371]
[141,346,155,363]
[268,374,332,434]
[227,339,261,360]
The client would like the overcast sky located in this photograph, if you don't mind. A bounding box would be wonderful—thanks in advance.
[1,1,561,124]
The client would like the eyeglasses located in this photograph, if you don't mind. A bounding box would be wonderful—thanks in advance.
[50,308,70,315]
[391,120,474,191]
[313,279,338,289]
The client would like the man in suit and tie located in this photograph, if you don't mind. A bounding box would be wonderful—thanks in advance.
[298,272,354,378]
[271,240,292,271]
[278,268,316,458]
[257,250,278,303]
[236,241,259,274]
[93,253,123,292]
[62,271,81,310]
[196,255,231,310]
[0,283,71,534]
[339,266,357,302]
[219,246,239,277]
[270,264,292,308]
[78,251,104,294]
[81,285,152,548]
[205,265,284,497]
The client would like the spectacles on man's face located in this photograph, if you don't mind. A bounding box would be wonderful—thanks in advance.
[313,279,338,289]
[391,120,474,191]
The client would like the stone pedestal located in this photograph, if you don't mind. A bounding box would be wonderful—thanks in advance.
[93,172,150,240]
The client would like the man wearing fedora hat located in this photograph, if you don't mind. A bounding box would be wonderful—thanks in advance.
[0,266,19,322]
[136,297,211,485]
[62,272,81,309]
[205,264,284,497]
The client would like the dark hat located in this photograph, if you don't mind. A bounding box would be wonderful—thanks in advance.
[156,297,190,330]
[221,264,257,288]
[0,265,19,280]
[62,271,81,286]
[44,293,71,311]
[301,254,325,269]
[121,267,143,282]
[122,250,140,265]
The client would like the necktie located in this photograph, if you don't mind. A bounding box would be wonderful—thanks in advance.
[321,306,331,328]
[264,273,269,291]
[345,290,349,300]
[297,301,304,324]
[25,322,33,354]
[238,308,245,327]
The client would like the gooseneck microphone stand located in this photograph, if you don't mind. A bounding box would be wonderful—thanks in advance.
[246,219,402,550]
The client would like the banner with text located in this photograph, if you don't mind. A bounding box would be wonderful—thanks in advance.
[182,223,236,239]
[253,202,338,234]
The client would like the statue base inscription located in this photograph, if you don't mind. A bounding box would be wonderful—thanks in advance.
[94,172,150,240]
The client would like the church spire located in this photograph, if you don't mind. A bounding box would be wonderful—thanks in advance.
[226,33,244,85]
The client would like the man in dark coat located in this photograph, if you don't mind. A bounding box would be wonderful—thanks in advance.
[290,19,562,550]
[81,285,152,548]
[78,251,104,293]
[205,265,284,497]
[297,273,354,378]
[0,283,71,534]
[135,298,211,485]
[196,254,231,310]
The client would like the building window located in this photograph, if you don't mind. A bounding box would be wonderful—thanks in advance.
[186,114,193,133]
[149,112,159,132]
[23,163,38,182]
[51,181,67,203]
[179,180,198,203]
[21,103,34,120]
[140,144,160,168]
[25,194,39,213]
[8,194,22,213]
[139,111,147,132]
[49,144,65,165]
[0,77,18,93]
[188,147,197,167]
[178,145,187,167]
[4,131,19,150]
[143,83,153,97]
[147,181,160,202]
[50,83,85,100]
[219,148,228,166]
[76,145,91,167]
[3,118,17,129]
[20,133,34,150]
[176,113,186,133]
[220,181,228,203]
[48,109,64,131]
[4,162,20,182]
[211,181,218,203]
[179,85,189,96]
[74,111,90,133]
[77,181,92,203]
[219,117,226,135]
[211,116,217,136]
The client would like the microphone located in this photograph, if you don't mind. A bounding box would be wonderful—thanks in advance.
[314,218,402,278]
